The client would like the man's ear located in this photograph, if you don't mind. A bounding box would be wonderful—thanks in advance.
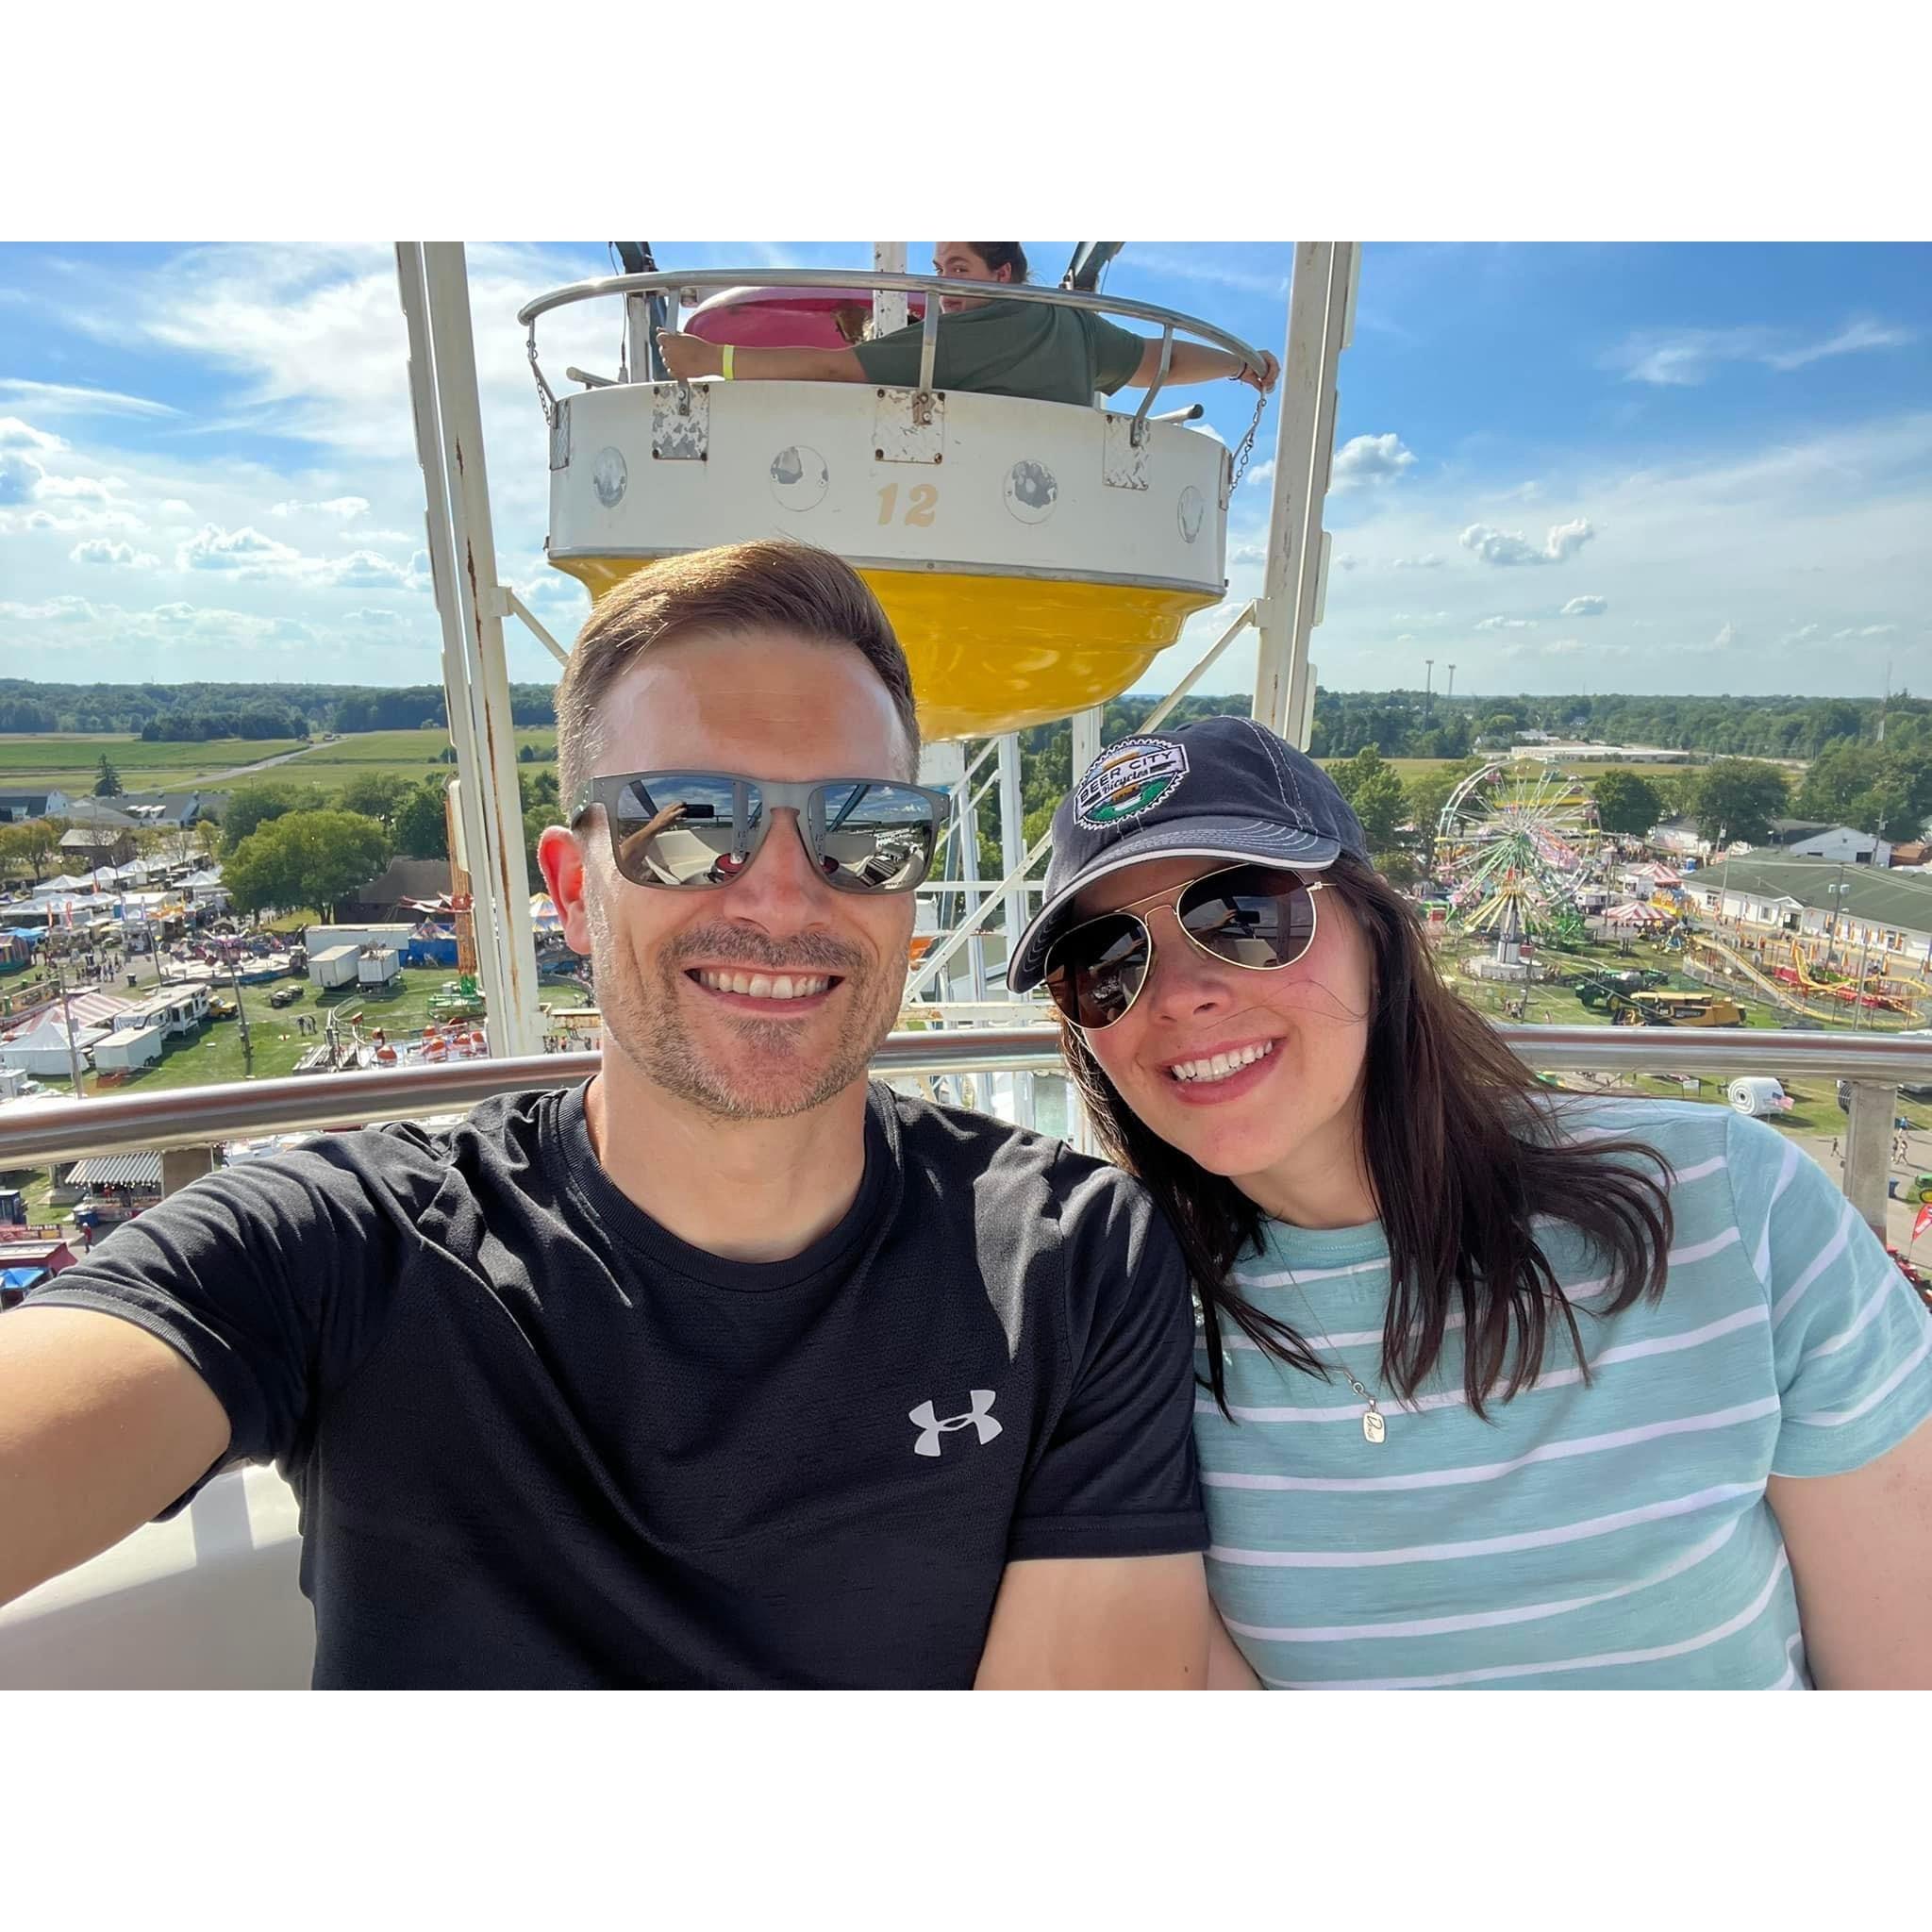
[538,824,594,955]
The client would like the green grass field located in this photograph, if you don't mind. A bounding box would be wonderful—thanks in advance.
[0,727,558,798]
[0,734,308,791]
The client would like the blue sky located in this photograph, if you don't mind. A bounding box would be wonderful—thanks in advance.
[2,240,1926,703]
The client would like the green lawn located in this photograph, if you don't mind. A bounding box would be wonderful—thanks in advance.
[0,726,558,800]
[0,734,308,791]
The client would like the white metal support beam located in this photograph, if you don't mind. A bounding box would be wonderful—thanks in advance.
[873,243,908,338]
[396,242,545,1059]
[1253,242,1357,747]
[996,732,1035,1128]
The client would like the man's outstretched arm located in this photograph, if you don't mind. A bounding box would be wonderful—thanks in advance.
[974,1552,1210,1689]
[0,1306,230,1607]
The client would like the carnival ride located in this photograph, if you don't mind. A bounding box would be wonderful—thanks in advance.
[1684,932,1932,1026]
[1434,763,1601,969]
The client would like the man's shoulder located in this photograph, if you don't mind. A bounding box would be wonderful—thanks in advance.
[881,1084,1166,1241]
[209,1082,566,1219]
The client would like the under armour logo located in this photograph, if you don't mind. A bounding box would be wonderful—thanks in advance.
[909,1389,1002,1457]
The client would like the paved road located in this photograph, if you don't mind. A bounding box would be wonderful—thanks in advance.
[197,743,321,783]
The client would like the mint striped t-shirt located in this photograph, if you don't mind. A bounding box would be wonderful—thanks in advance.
[1194,1100,1932,1690]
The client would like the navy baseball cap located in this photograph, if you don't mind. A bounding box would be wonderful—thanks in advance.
[1008,715,1370,993]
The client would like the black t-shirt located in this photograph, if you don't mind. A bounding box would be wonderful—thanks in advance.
[28,1082,1206,1688]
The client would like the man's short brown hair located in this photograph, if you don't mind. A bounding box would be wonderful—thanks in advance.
[555,540,922,799]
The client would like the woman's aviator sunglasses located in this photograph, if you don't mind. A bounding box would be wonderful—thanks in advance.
[1041,864,1324,1030]
[569,771,948,894]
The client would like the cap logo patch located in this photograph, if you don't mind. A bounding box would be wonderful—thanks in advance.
[1074,737,1191,829]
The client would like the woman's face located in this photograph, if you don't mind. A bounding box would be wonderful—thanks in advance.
[1067,857,1376,1187]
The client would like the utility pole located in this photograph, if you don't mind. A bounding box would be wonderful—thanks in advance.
[51,958,86,1100]
[228,959,253,1076]
[1446,663,1457,703]
[1424,658,1434,723]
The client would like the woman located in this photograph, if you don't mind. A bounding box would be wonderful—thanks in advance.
[1009,716,1932,1688]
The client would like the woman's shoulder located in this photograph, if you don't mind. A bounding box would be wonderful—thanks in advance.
[1535,1091,1731,1164]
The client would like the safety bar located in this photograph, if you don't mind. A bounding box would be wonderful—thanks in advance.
[3,1027,1925,1169]
[516,268,1268,418]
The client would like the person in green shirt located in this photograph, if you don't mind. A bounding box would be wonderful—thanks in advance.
[657,242,1279,407]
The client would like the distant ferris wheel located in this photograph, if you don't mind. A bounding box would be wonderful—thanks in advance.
[1434,762,1600,933]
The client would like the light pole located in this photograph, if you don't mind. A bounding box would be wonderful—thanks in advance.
[1424,658,1434,723]
[1446,663,1457,703]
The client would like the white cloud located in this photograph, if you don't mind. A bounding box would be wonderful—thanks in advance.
[1830,623,1898,640]
[0,595,102,623]
[32,471,124,501]
[1242,458,1274,490]
[1713,621,1740,648]
[158,498,195,517]
[176,522,304,573]
[1475,615,1537,630]
[1602,316,1918,387]
[151,602,200,624]
[70,538,159,569]
[0,416,67,453]
[1390,554,1444,569]
[13,502,145,534]
[1331,433,1416,491]
[1560,594,1608,617]
[1459,517,1595,566]
[0,378,178,420]
[348,608,408,629]
[325,549,415,589]
[0,450,42,505]
[271,494,370,520]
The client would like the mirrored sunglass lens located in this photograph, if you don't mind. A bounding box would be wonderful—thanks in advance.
[813,783,938,892]
[611,774,758,887]
[1046,916,1149,1027]
[1180,869,1315,968]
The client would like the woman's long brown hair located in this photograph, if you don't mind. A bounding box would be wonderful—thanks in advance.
[1060,855,1676,1419]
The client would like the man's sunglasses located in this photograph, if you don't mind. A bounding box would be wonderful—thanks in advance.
[1041,864,1324,1030]
[569,771,948,894]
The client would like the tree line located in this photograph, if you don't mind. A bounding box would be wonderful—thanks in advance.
[0,680,560,738]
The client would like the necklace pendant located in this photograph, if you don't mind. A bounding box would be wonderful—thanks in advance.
[1362,1407,1386,1445]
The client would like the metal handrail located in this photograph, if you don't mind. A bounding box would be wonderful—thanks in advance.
[516,267,1266,392]
[1,1026,1926,1168]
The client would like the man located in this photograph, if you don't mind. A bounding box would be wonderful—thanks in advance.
[2,539,1211,1689]
[658,242,1280,408]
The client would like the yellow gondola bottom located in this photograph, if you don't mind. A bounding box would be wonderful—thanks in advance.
[553,557,1218,743]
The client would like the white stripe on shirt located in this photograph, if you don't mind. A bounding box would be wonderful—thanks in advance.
[1197,1302,1766,1424]
[1771,1198,1857,1329]
[1755,1137,1804,1281]
[1258,1550,1790,1688]
[1199,1396,1781,1494]
[1224,1518,1742,1643]
[1208,1481,1760,1569]
[1789,1321,1932,1429]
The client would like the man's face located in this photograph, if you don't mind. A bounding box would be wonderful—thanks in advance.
[934,242,1010,314]
[541,628,919,1123]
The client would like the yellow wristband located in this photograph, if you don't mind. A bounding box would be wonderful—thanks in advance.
[720,345,735,381]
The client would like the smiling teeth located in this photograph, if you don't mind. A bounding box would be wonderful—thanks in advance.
[696,970,830,1000]
[1168,1041,1274,1083]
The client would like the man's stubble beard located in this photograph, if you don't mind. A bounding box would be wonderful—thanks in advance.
[585,895,904,1122]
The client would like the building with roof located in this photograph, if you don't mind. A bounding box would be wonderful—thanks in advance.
[0,791,73,824]
[1752,820,1890,866]
[1687,857,1932,968]
[115,790,230,827]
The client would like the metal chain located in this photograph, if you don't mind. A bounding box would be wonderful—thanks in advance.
[525,326,556,430]
[1227,385,1267,493]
